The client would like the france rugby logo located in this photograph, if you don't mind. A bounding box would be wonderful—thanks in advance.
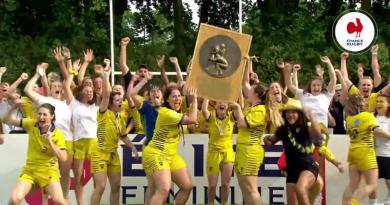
[332,10,377,54]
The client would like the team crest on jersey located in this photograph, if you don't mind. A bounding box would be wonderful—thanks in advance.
[354,119,360,126]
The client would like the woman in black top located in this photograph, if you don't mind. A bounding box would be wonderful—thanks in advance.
[264,99,323,205]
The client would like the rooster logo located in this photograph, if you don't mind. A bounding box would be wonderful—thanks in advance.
[347,18,363,37]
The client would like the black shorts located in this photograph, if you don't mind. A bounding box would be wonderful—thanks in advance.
[377,156,390,179]
[286,158,319,183]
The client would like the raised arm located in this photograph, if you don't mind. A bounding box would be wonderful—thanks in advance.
[181,88,198,125]
[0,67,7,83]
[357,63,364,82]
[335,69,348,105]
[120,37,131,75]
[320,56,336,96]
[53,47,70,79]
[63,70,75,105]
[6,72,29,96]
[24,66,44,102]
[340,52,353,88]
[5,104,21,127]
[128,73,151,108]
[170,57,184,84]
[201,98,210,120]
[292,64,301,87]
[371,44,382,87]
[78,49,94,86]
[156,55,170,86]
[282,62,299,96]
[99,59,112,113]
[242,57,252,97]
[230,102,246,128]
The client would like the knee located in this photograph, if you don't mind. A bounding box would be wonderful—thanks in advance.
[94,183,106,195]
[155,185,170,197]
[111,184,120,193]
[52,196,66,205]
[296,186,308,197]
[221,182,230,191]
[208,185,217,193]
[181,182,193,193]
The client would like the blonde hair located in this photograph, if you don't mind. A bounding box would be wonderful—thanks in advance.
[265,90,286,129]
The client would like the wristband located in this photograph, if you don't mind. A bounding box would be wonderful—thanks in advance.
[68,68,78,76]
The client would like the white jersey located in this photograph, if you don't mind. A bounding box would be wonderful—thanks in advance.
[38,96,73,141]
[69,98,98,140]
[375,115,390,157]
[295,89,333,127]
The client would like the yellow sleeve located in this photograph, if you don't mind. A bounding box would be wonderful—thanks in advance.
[21,118,37,131]
[348,85,360,95]
[366,112,379,129]
[20,96,36,119]
[368,92,378,113]
[52,129,66,150]
[245,106,266,128]
[161,108,184,126]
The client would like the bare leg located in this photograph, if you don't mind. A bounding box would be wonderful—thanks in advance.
[237,174,262,205]
[171,168,193,205]
[107,172,121,205]
[8,181,32,205]
[220,163,233,204]
[90,172,107,205]
[207,173,219,205]
[45,182,68,205]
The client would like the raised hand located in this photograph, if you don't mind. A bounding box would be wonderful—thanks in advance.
[0,67,7,75]
[53,47,64,62]
[72,59,81,71]
[146,71,153,81]
[250,55,260,63]
[228,102,240,110]
[169,57,178,64]
[156,55,165,68]
[276,59,285,70]
[320,55,331,63]
[293,64,301,71]
[316,65,324,78]
[94,65,103,75]
[120,37,130,47]
[371,44,379,54]
[340,52,349,60]
[62,47,71,59]
[84,49,94,63]
[357,63,364,77]
[20,73,29,80]
[37,63,48,76]
[103,58,111,72]
[187,87,197,100]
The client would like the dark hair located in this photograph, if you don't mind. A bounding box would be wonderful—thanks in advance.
[253,82,267,102]
[345,94,364,116]
[75,85,97,105]
[109,91,122,106]
[138,64,149,70]
[282,109,307,130]
[39,103,56,122]
[162,85,181,110]
[306,77,327,94]
[147,84,162,97]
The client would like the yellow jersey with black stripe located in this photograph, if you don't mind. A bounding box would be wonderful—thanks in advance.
[237,104,267,145]
[148,107,184,155]
[346,112,379,149]
[22,118,66,168]
[208,110,235,150]
[348,85,378,112]
[97,109,129,152]
[20,96,36,119]
[122,99,145,134]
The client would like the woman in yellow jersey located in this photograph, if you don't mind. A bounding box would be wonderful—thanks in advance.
[202,98,235,205]
[342,94,390,205]
[264,99,323,205]
[90,64,138,205]
[230,82,267,205]
[6,103,68,205]
[25,63,74,201]
[143,85,198,205]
